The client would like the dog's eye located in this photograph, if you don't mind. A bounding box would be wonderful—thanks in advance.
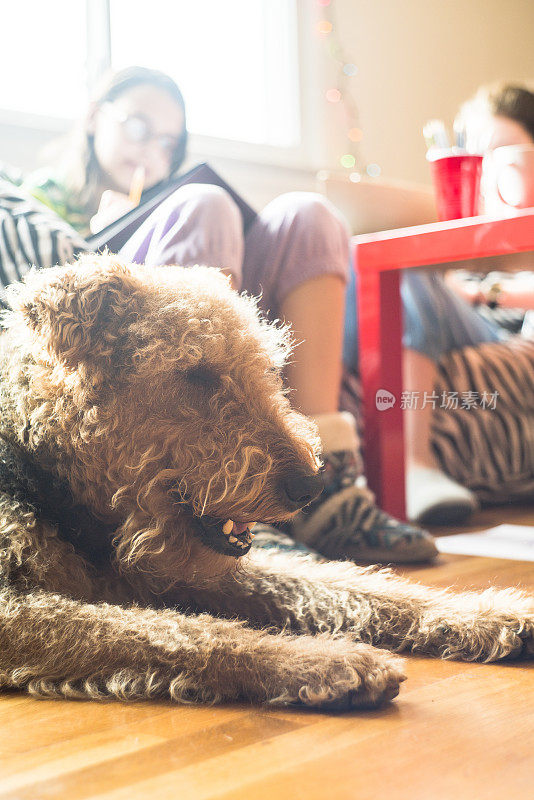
[184,365,220,389]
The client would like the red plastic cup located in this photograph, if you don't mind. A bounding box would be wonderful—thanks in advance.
[427,152,484,220]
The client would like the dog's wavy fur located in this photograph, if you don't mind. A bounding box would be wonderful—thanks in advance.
[0,254,532,710]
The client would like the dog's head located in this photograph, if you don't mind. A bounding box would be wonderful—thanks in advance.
[4,254,322,587]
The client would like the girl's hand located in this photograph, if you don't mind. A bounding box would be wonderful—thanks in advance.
[446,269,534,309]
[89,190,136,234]
[445,270,486,305]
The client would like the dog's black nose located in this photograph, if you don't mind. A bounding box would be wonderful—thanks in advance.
[281,472,324,508]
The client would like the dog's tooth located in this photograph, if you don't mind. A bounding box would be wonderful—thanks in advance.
[228,535,238,543]
[222,520,234,535]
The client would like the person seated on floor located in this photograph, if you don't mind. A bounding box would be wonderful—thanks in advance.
[447,82,534,323]
[19,65,437,565]
[398,82,534,524]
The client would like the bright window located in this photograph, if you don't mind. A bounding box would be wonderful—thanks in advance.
[0,0,88,120]
[0,0,301,151]
[109,0,300,147]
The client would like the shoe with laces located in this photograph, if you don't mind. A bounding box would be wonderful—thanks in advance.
[286,450,438,564]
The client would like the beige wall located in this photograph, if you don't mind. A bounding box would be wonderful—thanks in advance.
[330,0,534,184]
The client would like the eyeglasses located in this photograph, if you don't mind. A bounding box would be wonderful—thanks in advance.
[101,103,181,157]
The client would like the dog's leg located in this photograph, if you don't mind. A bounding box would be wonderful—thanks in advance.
[0,586,405,709]
[183,551,534,663]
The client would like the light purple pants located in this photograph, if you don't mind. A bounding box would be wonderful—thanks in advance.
[119,184,349,318]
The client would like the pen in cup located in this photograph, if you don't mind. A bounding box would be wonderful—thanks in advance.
[423,119,450,152]
[453,118,467,151]
[422,117,483,219]
[128,166,145,207]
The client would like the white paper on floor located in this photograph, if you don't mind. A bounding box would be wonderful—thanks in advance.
[435,524,534,561]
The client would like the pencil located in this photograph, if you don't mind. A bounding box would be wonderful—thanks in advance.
[128,166,145,206]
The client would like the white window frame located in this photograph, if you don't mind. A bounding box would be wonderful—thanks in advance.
[0,0,322,171]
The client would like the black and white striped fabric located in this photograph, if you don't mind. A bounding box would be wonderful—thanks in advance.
[433,339,534,504]
[0,180,88,306]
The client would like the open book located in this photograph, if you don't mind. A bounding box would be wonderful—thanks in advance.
[86,162,257,253]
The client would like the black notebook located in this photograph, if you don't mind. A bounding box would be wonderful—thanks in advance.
[86,162,257,253]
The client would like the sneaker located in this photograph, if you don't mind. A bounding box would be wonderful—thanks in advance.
[286,450,438,564]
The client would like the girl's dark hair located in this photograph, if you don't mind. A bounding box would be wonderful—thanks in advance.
[56,65,188,217]
[485,83,534,141]
[457,82,534,149]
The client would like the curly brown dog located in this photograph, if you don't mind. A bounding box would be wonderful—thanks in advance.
[0,254,532,710]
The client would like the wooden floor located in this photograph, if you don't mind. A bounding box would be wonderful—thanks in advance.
[1,506,533,800]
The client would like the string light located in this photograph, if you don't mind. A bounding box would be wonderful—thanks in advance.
[326,88,341,103]
[315,0,380,178]
[328,41,342,58]
[348,127,363,142]
[316,20,333,35]
[366,163,381,178]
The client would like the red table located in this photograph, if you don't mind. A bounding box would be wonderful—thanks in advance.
[352,207,534,519]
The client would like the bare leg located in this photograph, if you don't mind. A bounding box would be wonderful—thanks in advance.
[403,349,441,469]
[272,277,437,564]
[279,274,345,416]
[220,269,238,292]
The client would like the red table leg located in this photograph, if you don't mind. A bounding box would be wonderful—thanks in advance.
[355,262,406,519]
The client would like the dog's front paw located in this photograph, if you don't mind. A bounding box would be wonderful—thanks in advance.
[520,620,534,657]
[267,637,406,711]
[416,590,534,662]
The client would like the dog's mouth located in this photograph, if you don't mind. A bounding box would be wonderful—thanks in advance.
[194,514,256,557]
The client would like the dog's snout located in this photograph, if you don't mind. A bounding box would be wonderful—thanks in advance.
[281,472,324,508]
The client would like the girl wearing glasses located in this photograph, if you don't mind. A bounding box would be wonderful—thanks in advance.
[22,65,437,565]
[24,67,187,238]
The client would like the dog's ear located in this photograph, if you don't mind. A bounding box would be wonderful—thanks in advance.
[17,255,143,368]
